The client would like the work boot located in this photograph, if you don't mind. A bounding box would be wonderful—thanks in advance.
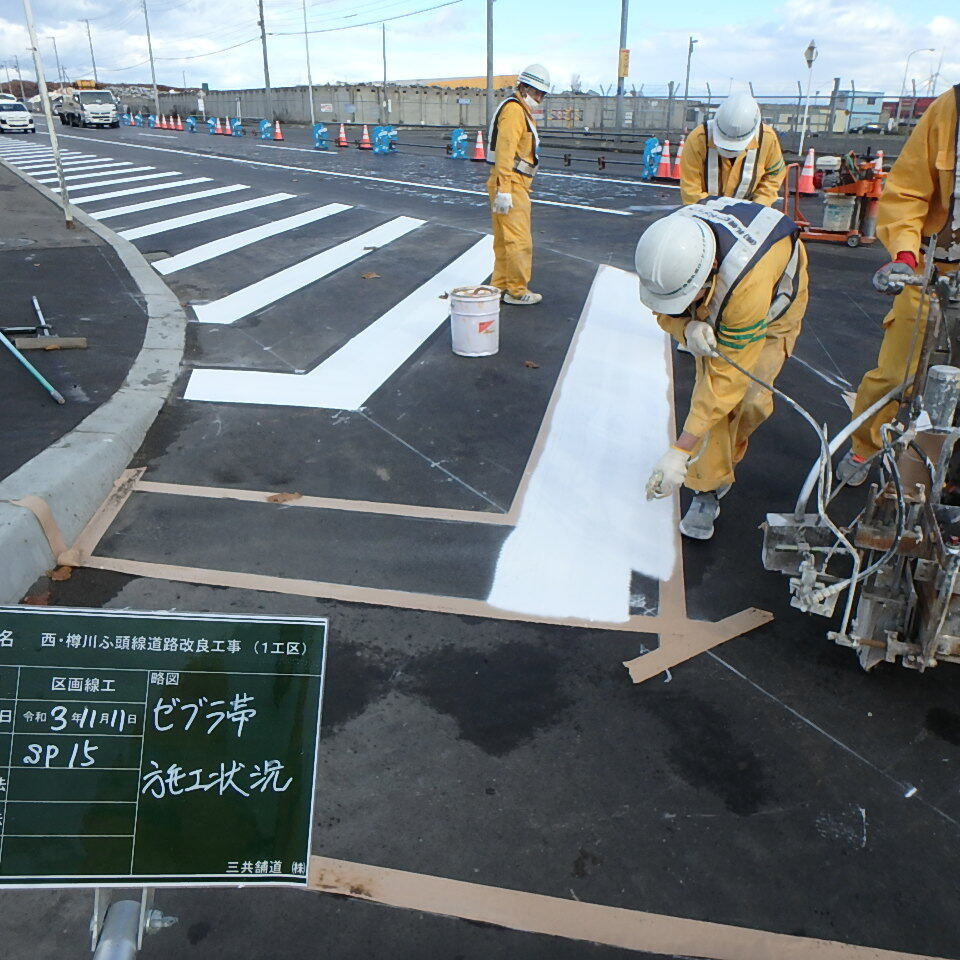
[503,291,543,305]
[679,485,731,541]
[836,450,872,487]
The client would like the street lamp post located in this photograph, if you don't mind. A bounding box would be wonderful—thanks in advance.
[680,36,698,134]
[896,47,934,128]
[797,38,818,157]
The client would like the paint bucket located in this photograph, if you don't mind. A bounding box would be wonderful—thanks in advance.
[822,194,857,232]
[450,285,500,357]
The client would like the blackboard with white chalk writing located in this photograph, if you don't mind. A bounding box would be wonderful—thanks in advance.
[0,606,327,887]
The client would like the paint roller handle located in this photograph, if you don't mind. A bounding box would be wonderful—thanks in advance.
[0,333,66,404]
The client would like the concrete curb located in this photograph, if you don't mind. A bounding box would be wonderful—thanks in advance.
[0,160,186,603]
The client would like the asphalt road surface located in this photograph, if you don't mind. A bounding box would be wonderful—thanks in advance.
[1,119,958,960]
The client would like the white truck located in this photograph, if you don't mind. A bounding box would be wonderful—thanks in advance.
[58,88,120,128]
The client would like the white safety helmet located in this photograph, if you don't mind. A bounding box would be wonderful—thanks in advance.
[712,91,761,156]
[634,212,716,315]
[517,63,551,94]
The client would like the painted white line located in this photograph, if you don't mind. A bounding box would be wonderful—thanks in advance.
[73,177,212,204]
[39,166,159,185]
[3,152,91,163]
[538,170,681,190]
[50,133,633,217]
[49,172,181,193]
[154,202,351,275]
[15,156,103,169]
[92,184,250,220]
[138,132,179,139]
[22,161,132,176]
[256,143,338,156]
[117,192,295,241]
[184,235,493,407]
[191,215,425,325]
[486,264,675,623]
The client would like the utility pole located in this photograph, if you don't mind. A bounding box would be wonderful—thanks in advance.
[257,0,273,122]
[797,38,817,156]
[485,0,493,126]
[22,0,73,227]
[82,18,98,84]
[301,0,315,126]
[140,0,160,117]
[896,48,933,127]
[13,53,26,100]
[613,0,629,130]
[381,23,387,124]
[681,36,697,134]
[49,35,64,89]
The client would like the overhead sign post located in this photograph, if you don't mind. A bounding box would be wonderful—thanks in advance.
[0,607,327,888]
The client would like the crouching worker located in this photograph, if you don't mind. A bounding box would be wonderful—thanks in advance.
[637,197,809,539]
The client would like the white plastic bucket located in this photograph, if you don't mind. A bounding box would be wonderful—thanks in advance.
[822,194,857,232]
[450,285,500,357]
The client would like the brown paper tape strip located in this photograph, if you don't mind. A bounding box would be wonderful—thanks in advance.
[307,855,946,960]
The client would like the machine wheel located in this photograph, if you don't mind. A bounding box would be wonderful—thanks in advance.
[846,234,861,248]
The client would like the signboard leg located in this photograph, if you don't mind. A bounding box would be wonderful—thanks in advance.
[89,888,176,957]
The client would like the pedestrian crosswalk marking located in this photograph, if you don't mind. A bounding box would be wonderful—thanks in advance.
[73,177,213,205]
[117,193,296,241]
[41,167,164,185]
[14,156,105,170]
[153,203,351,276]
[191,216,425,325]
[91,185,251,220]
[49,172,182,193]
[33,162,150,179]
[183,235,493,406]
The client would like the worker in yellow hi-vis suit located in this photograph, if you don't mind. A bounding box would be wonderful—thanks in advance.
[680,91,786,206]
[486,63,550,306]
[837,85,960,486]
[636,198,808,540]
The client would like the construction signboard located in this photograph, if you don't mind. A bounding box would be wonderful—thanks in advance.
[0,607,326,887]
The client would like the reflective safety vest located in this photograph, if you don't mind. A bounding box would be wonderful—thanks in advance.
[678,197,802,332]
[486,96,540,178]
[703,120,763,200]
[934,83,960,263]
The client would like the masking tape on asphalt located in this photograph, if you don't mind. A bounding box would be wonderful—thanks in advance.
[307,855,947,960]
[5,495,70,565]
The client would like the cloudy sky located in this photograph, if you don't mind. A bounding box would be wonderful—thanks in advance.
[0,0,956,99]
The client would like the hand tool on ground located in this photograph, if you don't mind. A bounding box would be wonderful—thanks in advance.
[0,330,65,404]
[1,296,87,351]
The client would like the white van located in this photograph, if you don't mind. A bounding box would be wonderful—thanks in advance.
[0,101,36,134]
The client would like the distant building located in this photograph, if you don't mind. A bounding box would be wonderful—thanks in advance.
[399,75,518,90]
[881,96,937,123]
[836,90,884,129]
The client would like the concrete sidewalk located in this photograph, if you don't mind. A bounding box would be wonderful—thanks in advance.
[0,160,186,604]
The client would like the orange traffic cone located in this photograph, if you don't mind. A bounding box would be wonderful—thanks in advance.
[176,115,184,131]
[337,124,348,147]
[672,137,685,180]
[161,114,169,129]
[213,117,223,135]
[222,117,232,135]
[470,130,486,161]
[273,120,283,141]
[874,149,884,173]
[798,147,817,194]
[358,125,373,150]
[657,139,672,179]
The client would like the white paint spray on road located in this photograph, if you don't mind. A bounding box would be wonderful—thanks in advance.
[486,264,675,623]
[37,165,157,182]
[184,235,493,407]
[191,215,424,325]
[118,193,295,240]
[154,202,351,275]
[91,184,250,220]
[48,172,179,192]
[71,177,213,205]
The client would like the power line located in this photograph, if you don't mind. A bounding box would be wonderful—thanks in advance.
[269,0,463,36]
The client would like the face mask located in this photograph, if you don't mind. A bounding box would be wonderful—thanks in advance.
[716,146,743,159]
[523,93,541,109]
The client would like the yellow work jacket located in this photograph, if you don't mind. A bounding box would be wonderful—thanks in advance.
[679,122,786,206]
[877,85,959,264]
[487,97,538,193]
[658,233,807,437]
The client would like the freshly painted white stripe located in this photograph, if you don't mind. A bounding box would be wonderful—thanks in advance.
[184,235,492,406]
[154,203,350,275]
[49,172,180,193]
[191,216,424,325]
[92,184,250,219]
[40,166,159,185]
[50,133,635,216]
[21,161,131,175]
[118,193,295,241]
[73,177,211,204]
[255,143,338,156]
[15,155,102,168]
[5,152,90,163]
[486,264,675,622]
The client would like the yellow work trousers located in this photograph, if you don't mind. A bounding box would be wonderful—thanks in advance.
[488,173,533,297]
[851,282,931,459]
[686,338,790,493]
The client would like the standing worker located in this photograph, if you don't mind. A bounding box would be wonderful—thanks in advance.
[487,64,550,306]
[679,91,786,206]
[637,197,808,539]
[838,84,960,485]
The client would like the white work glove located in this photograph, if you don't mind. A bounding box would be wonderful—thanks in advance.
[683,320,717,357]
[872,258,916,295]
[645,447,691,500]
[492,192,513,215]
